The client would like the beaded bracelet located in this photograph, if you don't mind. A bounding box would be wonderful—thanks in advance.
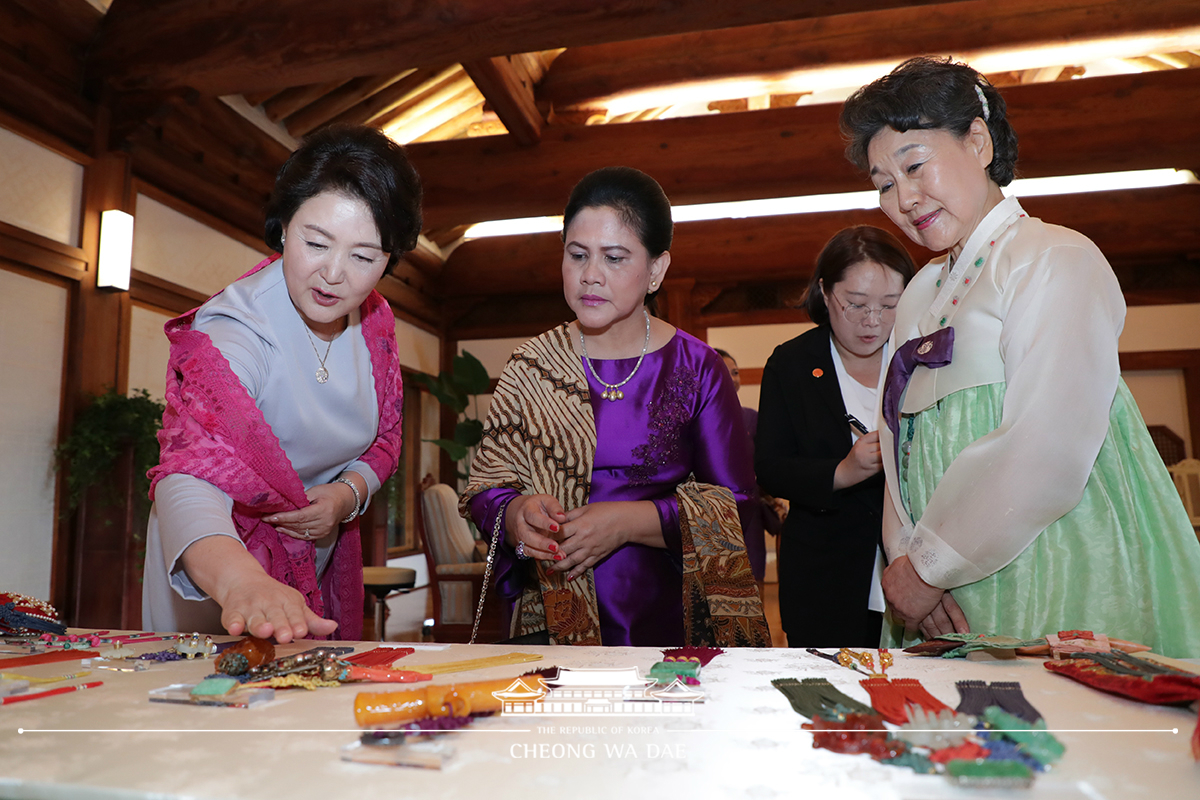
[334,476,362,523]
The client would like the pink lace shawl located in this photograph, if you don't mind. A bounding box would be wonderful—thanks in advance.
[149,255,404,640]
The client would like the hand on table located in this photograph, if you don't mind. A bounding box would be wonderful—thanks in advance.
[216,568,338,643]
[505,493,568,561]
[267,482,356,543]
[882,554,948,634]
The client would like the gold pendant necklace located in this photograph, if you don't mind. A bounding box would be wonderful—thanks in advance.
[579,308,650,401]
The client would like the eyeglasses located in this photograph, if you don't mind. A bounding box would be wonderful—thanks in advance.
[829,292,897,324]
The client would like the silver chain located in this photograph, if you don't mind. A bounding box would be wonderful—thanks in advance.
[302,324,334,383]
[469,503,507,645]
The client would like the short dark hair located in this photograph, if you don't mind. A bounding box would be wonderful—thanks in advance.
[802,226,917,326]
[265,124,423,270]
[713,348,735,363]
[840,56,1018,187]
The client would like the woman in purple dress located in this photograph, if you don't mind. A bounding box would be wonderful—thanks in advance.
[461,167,770,648]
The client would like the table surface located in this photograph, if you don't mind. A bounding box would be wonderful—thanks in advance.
[1,634,1197,800]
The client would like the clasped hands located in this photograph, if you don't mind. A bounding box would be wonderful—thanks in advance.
[265,480,360,543]
[881,555,971,639]
[505,493,657,581]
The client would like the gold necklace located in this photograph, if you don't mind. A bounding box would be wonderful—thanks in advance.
[579,308,651,401]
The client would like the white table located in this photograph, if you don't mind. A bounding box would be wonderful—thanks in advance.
[1,636,1196,799]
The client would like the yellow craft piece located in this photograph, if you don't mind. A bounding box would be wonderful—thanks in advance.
[244,674,341,691]
[412,652,542,676]
[1,670,91,684]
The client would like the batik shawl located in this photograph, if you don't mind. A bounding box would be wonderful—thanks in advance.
[149,255,404,640]
[461,323,770,647]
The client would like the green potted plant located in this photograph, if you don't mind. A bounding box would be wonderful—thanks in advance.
[413,351,491,481]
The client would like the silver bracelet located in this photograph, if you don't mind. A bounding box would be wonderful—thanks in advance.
[334,476,362,523]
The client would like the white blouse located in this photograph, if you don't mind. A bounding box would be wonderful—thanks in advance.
[142,260,382,633]
[880,196,1125,589]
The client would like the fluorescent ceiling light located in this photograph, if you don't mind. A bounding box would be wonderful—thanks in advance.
[462,169,1196,240]
[600,28,1200,117]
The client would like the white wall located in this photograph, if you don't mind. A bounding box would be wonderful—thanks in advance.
[0,127,83,247]
[131,194,263,296]
[0,270,69,599]
[128,305,174,401]
[1120,304,1200,353]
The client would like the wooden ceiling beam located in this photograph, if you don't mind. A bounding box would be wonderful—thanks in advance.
[0,46,95,152]
[540,0,1200,109]
[463,56,544,146]
[328,65,457,129]
[440,185,1200,296]
[284,70,416,137]
[262,79,352,124]
[409,69,1200,229]
[91,0,946,95]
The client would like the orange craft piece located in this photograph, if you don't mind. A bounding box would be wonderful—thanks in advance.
[344,665,431,683]
[355,677,514,727]
[215,636,275,676]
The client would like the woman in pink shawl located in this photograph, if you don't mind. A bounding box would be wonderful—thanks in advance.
[142,125,420,642]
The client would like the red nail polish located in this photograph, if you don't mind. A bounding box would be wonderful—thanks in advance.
[550,523,559,533]
[554,554,564,561]
[548,543,558,552]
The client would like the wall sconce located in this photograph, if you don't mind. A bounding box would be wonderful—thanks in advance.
[97,209,134,290]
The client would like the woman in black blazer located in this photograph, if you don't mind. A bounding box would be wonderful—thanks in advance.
[756,227,915,647]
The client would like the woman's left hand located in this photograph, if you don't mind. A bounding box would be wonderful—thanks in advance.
[881,555,946,634]
[267,483,355,543]
[553,501,660,580]
[917,592,970,639]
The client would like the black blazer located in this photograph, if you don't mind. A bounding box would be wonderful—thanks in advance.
[755,325,884,647]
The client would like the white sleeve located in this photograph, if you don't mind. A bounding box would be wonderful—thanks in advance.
[194,314,268,399]
[155,472,245,600]
[906,238,1124,588]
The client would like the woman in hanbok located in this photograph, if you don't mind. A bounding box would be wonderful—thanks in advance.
[143,125,420,642]
[839,57,1200,656]
[462,167,770,648]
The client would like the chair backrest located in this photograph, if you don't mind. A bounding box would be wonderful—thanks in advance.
[420,483,479,565]
[1167,458,1200,528]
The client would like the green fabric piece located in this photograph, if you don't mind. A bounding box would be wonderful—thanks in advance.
[886,381,1200,658]
[771,677,873,719]
[650,661,700,680]
[945,758,1034,788]
[884,750,937,774]
[982,707,1065,766]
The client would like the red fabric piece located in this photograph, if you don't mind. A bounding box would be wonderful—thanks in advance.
[0,650,99,668]
[149,255,405,641]
[861,678,952,725]
[344,647,415,666]
[1045,659,1200,762]
[929,740,990,764]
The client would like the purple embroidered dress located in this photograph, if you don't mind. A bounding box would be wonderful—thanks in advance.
[468,330,760,646]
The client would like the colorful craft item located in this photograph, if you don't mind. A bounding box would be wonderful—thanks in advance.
[981,707,1065,766]
[174,633,216,659]
[905,633,1048,659]
[215,636,275,676]
[344,647,415,667]
[927,740,989,764]
[955,680,1043,723]
[0,592,66,636]
[1045,654,1200,760]
[2,670,90,685]
[0,680,103,705]
[1045,630,1110,660]
[191,677,240,700]
[408,652,542,676]
[243,649,431,688]
[0,649,100,669]
[355,677,513,727]
[894,707,977,749]
[944,758,1034,789]
[802,712,906,760]
[772,677,874,720]
[661,646,723,667]
[649,661,700,685]
[861,678,950,725]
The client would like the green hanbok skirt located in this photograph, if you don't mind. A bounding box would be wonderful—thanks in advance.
[885,380,1200,658]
